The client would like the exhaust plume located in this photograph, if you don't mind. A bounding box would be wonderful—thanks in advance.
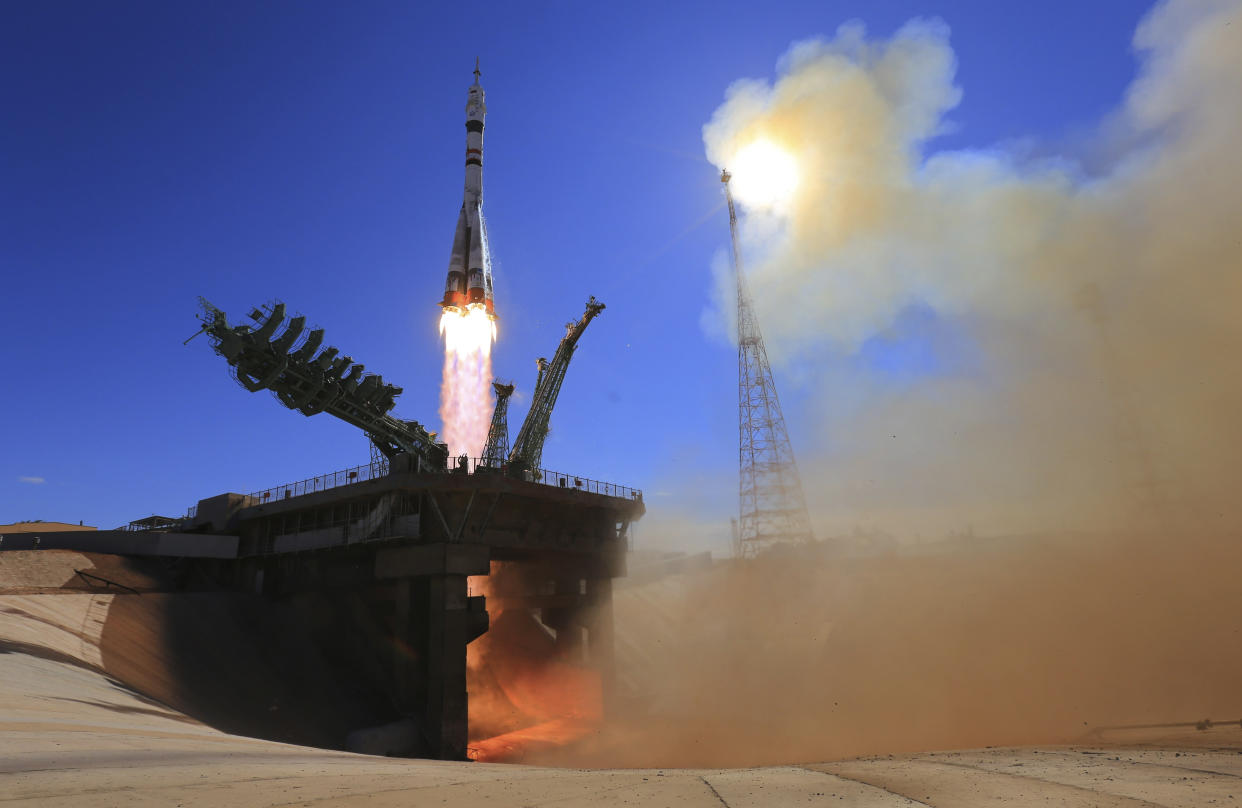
[439,305,496,459]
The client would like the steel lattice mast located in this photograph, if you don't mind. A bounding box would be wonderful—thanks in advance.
[722,170,814,558]
[481,380,515,468]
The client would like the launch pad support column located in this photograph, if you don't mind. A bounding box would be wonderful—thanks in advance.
[423,573,470,759]
[376,543,490,760]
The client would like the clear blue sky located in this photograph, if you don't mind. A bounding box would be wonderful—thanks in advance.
[1,1,1151,531]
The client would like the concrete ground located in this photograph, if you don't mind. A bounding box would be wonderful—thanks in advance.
[4,551,1241,806]
[3,648,1240,807]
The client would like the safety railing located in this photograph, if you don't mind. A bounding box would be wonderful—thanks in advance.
[248,456,641,506]
[445,455,642,500]
[122,516,182,532]
[250,462,390,504]
[537,469,641,500]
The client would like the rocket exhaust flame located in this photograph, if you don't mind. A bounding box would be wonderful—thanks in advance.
[465,564,605,763]
[466,605,604,763]
[439,304,496,458]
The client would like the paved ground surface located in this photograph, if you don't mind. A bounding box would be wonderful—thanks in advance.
[3,550,1241,806]
[3,647,1241,807]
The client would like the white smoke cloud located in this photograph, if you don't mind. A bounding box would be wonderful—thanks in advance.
[18,476,45,485]
[699,1,1242,539]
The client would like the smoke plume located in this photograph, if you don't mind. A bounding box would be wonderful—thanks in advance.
[540,530,1242,768]
[701,0,1242,539]
[524,0,1242,771]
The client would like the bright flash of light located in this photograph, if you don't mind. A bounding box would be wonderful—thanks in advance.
[730,139,800,210]
[439,304,497,458]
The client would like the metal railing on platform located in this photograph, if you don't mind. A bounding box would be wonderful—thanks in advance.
[123,516,182,532]
[250,462,390,504]
[248,456,641,505]
[446,456,642,500]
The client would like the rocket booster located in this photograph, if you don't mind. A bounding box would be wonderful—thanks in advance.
[441,62,495,317]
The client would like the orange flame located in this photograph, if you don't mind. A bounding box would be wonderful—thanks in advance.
[466,599,604,763]
[439,304,497,458]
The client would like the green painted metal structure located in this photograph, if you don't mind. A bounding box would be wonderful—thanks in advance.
[196,298,447,470]
[507,296,605,476]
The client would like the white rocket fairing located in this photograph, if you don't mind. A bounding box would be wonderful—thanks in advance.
[441,61,495,317]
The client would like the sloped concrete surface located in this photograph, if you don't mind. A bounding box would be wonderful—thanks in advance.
[2,648,1239,807]
[2,552,1239,806]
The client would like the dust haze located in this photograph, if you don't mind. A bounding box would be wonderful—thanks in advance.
[536,0,1242,768]
[538,530,1242,768]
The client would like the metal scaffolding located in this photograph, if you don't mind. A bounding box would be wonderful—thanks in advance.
[507,297,606,476]
[722,170,814,558]
[481,380,514,468]
[194,298,446,469]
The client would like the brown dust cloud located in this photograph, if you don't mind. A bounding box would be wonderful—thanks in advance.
[514,0,1242,768]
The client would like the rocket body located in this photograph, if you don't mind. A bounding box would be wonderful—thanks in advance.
[441,70,495,316]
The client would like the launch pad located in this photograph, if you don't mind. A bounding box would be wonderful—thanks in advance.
[0,66,645,761]
[198,452,641,759]
[8,264,639,760]
[163,286,636,758]
[4,281,641,759]
[10,452,642,760]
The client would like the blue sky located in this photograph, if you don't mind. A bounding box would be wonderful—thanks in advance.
[1,1,1152,531]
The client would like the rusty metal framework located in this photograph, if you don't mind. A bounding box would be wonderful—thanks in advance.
[723,170,814,558]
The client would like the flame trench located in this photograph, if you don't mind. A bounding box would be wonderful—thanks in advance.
[439,304,497,459]
[464,563,604,763]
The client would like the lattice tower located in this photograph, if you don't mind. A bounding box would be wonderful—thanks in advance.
[482,380,515,468]
[723,170,814,558]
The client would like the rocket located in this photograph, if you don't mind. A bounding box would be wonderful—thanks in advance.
[441,60,496,317]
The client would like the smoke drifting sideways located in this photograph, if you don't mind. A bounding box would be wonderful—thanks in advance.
[536,530,1242,768]
[699,0,1242,540]
[518,0,1242,772]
